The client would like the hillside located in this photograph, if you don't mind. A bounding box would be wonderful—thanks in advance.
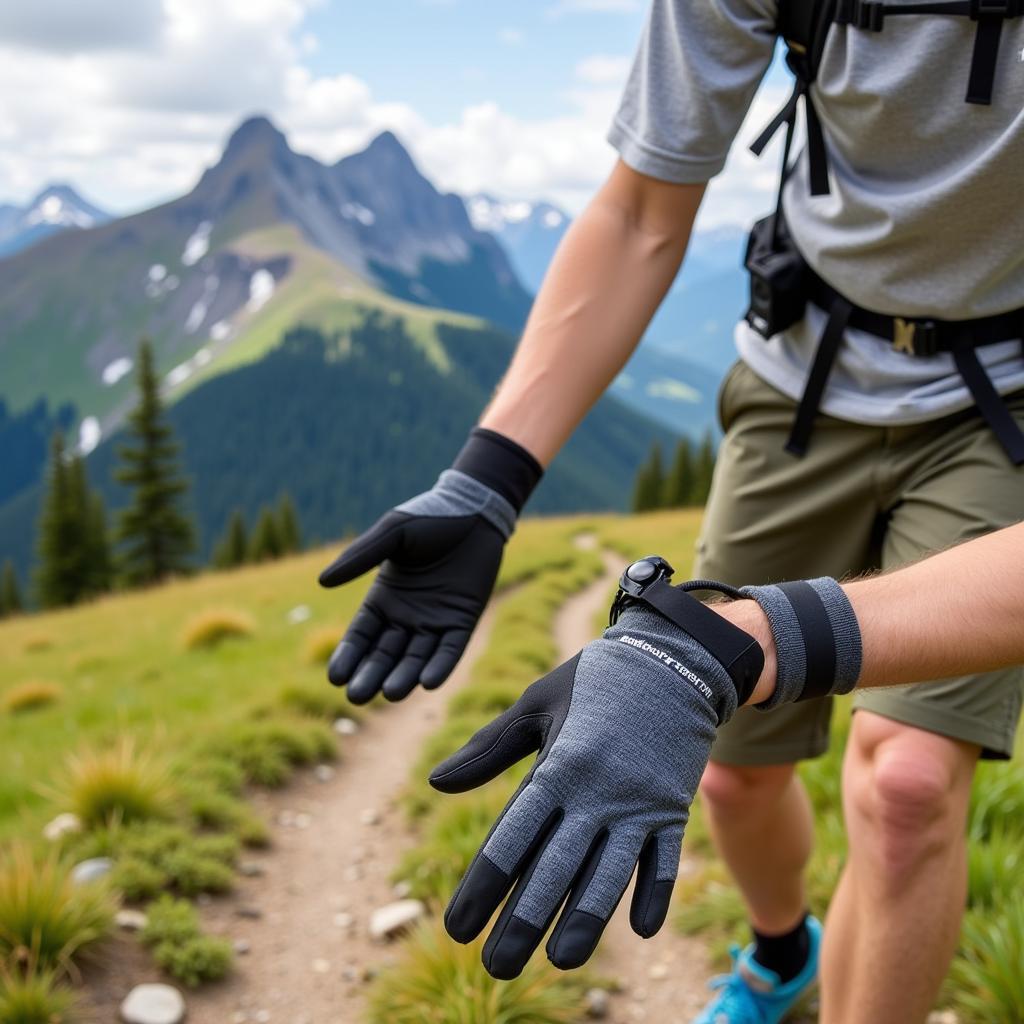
[0,309,679,583]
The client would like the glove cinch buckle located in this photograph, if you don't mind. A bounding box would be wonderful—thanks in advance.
[609,555,675,626]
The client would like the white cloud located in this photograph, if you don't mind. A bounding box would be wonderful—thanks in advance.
[498,27,525,45]
[0,0,164,53]
[0,0,779,232]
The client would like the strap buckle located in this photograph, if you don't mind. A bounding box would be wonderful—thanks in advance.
[893,317,939,357]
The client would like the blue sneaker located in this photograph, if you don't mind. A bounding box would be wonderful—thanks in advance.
[692,916,822,1023]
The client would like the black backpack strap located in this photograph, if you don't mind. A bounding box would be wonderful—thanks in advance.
[752,0,836,197]
[833,0,1022,104]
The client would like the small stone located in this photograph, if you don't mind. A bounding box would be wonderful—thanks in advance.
[314,764,335,783]
[312,958,330,974]
[239,861,266,878]
[341,966,360,983]
[342,865,362,883]
[369,899,425,941]
[255,1012,271,1024]
[277,810,295,828]
[120,983,186,1024]
[236,906,263,920]
[231,1013,247,1024]
[196,893,213,906]
[333,717,358,736]
[392,880,412,899]
[287,604,312,625]
[234,939,252,955]
[648,963,669,980]
[116,909,149,932]
[294,812,312,830]
[585,987,610,1019]
[333,912,355,929]
[927,1013,959,1024]
[43,812,82,842]
[71,857,114,885]
[360,808,380,826]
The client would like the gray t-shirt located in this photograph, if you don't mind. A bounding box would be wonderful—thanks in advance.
[608,0,1024,425]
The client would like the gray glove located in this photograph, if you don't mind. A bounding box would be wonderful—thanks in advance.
[429,600,753,979]
[429,565,861,979]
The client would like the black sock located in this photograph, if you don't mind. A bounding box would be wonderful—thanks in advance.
[751,914,810,984]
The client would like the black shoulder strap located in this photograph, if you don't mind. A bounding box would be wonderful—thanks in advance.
[751,0,836,197]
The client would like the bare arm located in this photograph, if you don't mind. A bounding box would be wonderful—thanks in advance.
[718,523,1024,704]
[481,161,705,464]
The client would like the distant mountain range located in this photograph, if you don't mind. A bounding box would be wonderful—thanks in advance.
[0,184,111,258]
[0,116,686,586]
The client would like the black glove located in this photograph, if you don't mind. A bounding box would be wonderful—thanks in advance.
[319,428,542,703]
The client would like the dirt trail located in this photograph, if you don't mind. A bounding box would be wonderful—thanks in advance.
[85,541,716,1023]
[552,546,713,1024]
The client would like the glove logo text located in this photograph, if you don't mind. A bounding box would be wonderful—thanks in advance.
[617,635,715,701]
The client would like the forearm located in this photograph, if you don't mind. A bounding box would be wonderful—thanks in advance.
[718,522,1024,704]
[481,163,704,465]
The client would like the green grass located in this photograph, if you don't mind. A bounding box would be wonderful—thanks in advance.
[0,966,76,1024]
[141,896,233,988]
[366,922,589,1024]
[0,846,115,973]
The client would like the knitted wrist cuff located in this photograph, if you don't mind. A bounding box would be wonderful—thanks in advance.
[452,428,543,514]
[740,577,862,709]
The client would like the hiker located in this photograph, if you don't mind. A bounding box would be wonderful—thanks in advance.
[320,0,1024,1018]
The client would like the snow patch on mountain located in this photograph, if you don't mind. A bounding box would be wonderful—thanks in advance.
[165,347,212,390]
[646,378,702,404]
[185,276,219,334]
[78,417,101,455]
[210,321,232,342]
[26,194,96,229]
[467,196,536,233]
[247,269,275,313]
[182,221,212,266]
[340,202,376,227]
[102,357,133,386]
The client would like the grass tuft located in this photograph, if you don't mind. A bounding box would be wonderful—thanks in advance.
[54,739,177,831]
[0,845,115,972]
[366,921,587,1024]
[2,683,62,716]
[0,965,76,1024]
[141,896,233,987]
[205,718,336,788]
[181,608,254,651]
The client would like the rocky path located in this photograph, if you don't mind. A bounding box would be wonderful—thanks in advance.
[89,541,717,1024]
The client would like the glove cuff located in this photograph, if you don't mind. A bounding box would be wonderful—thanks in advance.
[453,428,543,515]
[740,578,862,708]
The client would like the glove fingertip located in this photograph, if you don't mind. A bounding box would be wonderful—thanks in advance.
[630,878,674,938]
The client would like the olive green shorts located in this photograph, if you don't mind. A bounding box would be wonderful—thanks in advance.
[696,360,1024,764]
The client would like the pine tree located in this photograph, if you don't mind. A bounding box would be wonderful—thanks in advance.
[86,492,113,594]
[249,507,283,563]
[277,493,301,554]
[0,560,22,617]
[35,433,81,608]
[663,439,695,508]
[115,341,195,586]
[631,442,666,512]
[213,509,249,569]
[692,430,717,506]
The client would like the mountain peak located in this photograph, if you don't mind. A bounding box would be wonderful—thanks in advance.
[224,115,289,157]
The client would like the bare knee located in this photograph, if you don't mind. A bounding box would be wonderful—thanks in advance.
[701,761,796,817]
[847,714,977,885]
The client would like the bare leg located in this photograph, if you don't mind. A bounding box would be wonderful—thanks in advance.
[700,761,813,934]
[820,711,978,1024]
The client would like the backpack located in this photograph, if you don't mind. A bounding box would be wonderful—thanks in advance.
[741,0,1024,463]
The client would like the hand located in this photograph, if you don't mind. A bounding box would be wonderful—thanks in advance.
[429,602,745,979]
[319,429,542,703]
[319,472,510,703]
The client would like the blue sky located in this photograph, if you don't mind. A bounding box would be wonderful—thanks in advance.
[303,1,653,123]
[0,0,787,228]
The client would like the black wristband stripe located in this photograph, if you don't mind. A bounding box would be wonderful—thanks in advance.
[452,427,543,514]
[776,581,836,701]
